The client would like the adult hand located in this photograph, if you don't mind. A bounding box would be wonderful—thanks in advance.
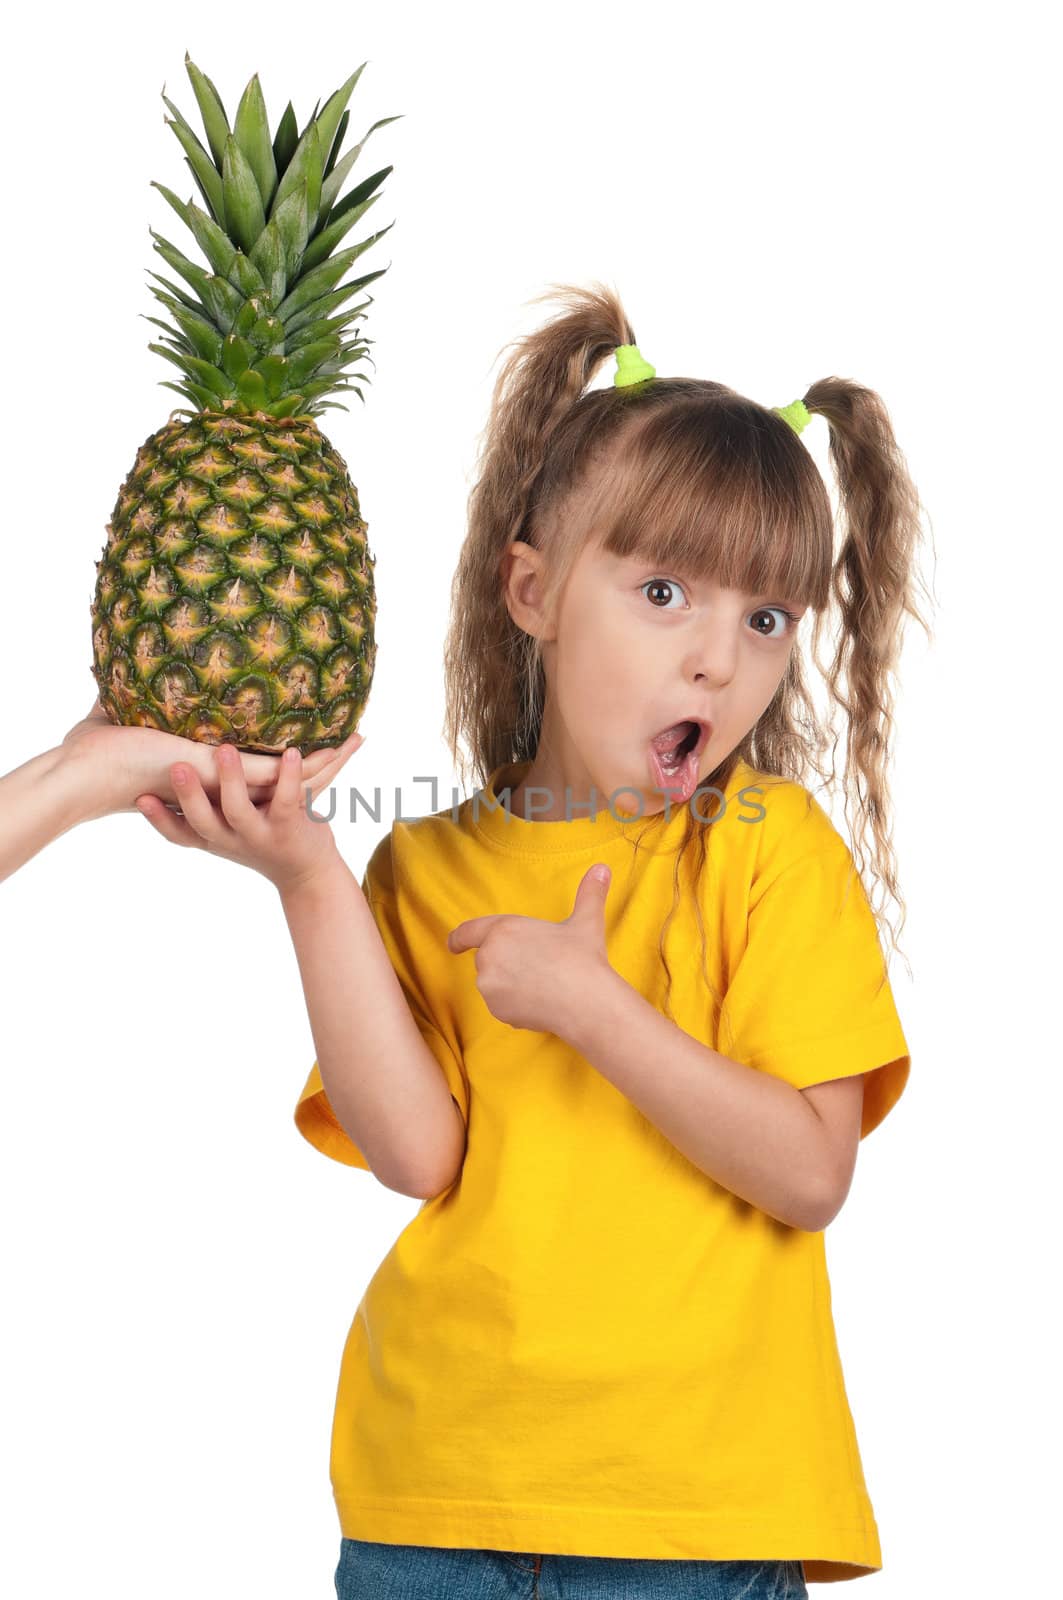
[61,698,362,818]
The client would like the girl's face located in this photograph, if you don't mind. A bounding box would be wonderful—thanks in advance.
[502,532,807,820]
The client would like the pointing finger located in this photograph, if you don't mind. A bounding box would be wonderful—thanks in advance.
[448,917,496,954]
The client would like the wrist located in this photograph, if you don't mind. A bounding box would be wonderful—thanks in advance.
[561,961,629,1055]
[54,742,122,822]
[47,743,114,825]
[276,851,350,909]
[0,743,106,883]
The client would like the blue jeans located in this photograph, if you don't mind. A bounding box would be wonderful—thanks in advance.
[334,1538,808,1598]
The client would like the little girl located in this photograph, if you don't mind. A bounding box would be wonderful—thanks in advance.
[137,281,929,1597]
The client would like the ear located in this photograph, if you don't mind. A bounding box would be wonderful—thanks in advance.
[500,540,556,642]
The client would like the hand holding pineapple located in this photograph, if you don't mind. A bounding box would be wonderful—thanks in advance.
[61,697,356,814]
[134,730,365,896]
[0,699,362,884]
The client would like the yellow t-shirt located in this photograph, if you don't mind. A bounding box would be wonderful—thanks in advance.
[295,757,911,1584]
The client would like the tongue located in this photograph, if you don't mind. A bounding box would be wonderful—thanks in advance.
[651,721,691,755]
[648,733,700,802]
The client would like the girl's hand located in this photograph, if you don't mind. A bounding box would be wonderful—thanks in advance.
[61,698,358,818]
[447,864,615,1036]
[133,734,366,896]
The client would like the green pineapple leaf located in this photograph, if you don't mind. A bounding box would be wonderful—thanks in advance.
[145,268,201,312]
[154,334,194,359]
[152,230,244,330]
[251,313,284,352]
[148,343,237,400]
[285,338,342,388]
[253,354,290,399]
[319,120,401,218]
[160,87,202,145]
[299,376,357,402]
[271,393,308,418]
[306,66,367,188]
[234,298,265,337]
[144,298,225,363]
[271,121,322,231]
[150,229,215,303]
[298,190,381,276]
[169,305,226,363]
[317,147,363,223]
[233,73,278,212]
[221,332,255,379]
[271,182,311,280]
[236,367,270,408]
[158,379,209,412]
[183,54,231,169]
[248,217,288,305]
[163,110,225,226]
[183,159,222,222]
[319,341,374,374]
[321,164,392,226]
[275,231,391,323]
[272,101,299,175]
[222,134,267,255]
[151,184,238,279]
[282,267,387,337]
[285,305,370,353]
[197,273,245,331]
[142,317,194,354]
[227,251,268,298]
[323,110,349,180]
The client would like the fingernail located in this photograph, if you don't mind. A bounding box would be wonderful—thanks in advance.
[173,767,187,784]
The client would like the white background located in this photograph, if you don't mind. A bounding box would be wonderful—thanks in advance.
[0,2,1057,1595]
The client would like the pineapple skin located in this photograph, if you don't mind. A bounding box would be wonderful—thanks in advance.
[90,408,376,753]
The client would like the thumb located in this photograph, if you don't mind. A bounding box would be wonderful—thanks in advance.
[573,862,611,913]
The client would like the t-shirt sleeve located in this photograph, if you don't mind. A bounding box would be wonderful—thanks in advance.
[293,841,469,1171]
[717,819,911,1140]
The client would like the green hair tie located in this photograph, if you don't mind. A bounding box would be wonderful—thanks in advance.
[613,345,809,438]
[614,344,656,387]
[772,398,812,435]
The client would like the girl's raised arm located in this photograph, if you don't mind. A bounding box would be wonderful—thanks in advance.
[135,737,463,1198]
[281,862,466,1197]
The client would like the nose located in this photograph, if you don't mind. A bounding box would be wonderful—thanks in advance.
[687,620,739,688]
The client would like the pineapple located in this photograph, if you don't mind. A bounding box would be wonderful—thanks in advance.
[90,55,398,752]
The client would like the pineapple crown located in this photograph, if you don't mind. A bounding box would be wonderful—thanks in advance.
[145,53,400,421]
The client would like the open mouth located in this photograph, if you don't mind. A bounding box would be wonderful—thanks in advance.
[647,717,712,801]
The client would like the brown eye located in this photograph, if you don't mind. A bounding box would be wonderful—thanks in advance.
[750,606,799,638]
[641,578,687,609]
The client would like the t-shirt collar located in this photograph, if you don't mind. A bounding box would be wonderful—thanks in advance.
[467,759,690,855]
